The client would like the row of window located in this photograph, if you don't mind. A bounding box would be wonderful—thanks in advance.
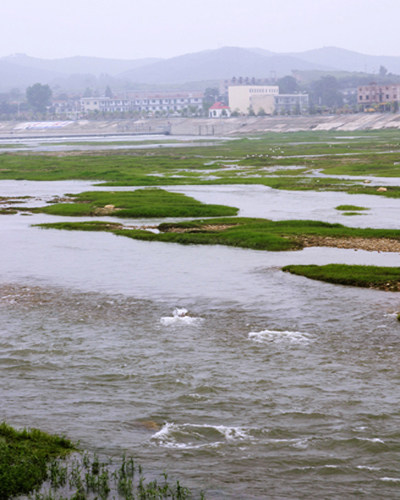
[359,95,398,100]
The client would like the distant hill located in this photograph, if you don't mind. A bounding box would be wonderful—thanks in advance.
[1,54,163,78]
[1,46,400,92]
[290,47,400,74]
[0,60,61,91]
[118,46,334,84]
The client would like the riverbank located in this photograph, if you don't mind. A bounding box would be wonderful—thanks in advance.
[1,113,400,139]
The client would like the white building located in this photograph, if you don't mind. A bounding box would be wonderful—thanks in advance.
[80,92,204,114]
[228,85,279,114]
[209,102,231,117]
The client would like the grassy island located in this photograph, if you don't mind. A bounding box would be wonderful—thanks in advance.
[282,264,400,291]
[35,218,400,253]
[32,188,238,218]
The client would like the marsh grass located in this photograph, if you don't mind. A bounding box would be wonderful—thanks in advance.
[35,218,400,252]
[0,422,76,500]
[32,451,203,500]
[0,423,203,500]
[282,264,400,291]
[32,189,238,218]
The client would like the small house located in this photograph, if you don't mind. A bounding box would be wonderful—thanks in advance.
[209,102,231,118]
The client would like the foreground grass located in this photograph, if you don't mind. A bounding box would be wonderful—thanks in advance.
[33,189,238,218]
[35,218,400,252]
[0,423,203,500]
[0,422,76,500]
[282,264,400,291]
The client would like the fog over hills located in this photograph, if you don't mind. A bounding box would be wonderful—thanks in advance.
[288,47,400,74]
[118,47,335,84]
[1,46,400,92]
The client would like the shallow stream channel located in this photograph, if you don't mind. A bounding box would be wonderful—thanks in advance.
[1,180,400,499]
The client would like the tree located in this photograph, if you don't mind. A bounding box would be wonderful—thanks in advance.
[311,76,343,108]
[83,87,92,98]
[277,76,299,94]
[379,65,388,77]
[26,83,52,112]
[105,85,113,98]
[203,87,219,112]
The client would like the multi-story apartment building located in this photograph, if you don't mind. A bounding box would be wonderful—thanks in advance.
[228,85,279,114]
[228,85,309,115]
[274,93,309,114]
[80,92,204,114]
[358,84,400,110]
[126,91,204,112]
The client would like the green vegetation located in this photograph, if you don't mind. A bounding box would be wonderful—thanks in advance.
[336,205,369,211]
[282,264,400,291]
[0,422,76,500]
[2,130,400,199]
[0,423,203,500]
[32,189,238,218]
[35,218,400,252]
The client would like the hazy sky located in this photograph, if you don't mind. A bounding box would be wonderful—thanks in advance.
[1,0,400,60]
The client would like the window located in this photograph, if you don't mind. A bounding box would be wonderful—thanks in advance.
[386,95,389,99]
[366,95,369,100]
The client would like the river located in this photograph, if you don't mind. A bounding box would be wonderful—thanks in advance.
[1,180,400,499]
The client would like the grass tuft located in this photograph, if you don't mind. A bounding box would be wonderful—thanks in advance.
[335,205,369,211]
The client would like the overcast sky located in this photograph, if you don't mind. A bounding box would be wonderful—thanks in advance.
[1,0,399,60]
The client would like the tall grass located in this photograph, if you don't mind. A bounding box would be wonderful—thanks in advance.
[0,423,204,500]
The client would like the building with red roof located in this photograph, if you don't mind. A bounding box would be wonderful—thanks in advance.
[209,101,231,118]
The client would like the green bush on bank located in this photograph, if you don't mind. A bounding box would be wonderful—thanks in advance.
[0,422,76,500]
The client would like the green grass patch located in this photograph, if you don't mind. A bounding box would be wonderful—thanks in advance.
[34,188,238,218]
[0,422,76,500]
[36,218,400,253]
[336,205,369,211]
[282,264,400,291]
[0,423,204,499]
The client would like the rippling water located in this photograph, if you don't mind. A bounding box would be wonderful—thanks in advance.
[1,181,400,498]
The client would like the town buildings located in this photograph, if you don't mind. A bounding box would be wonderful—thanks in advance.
[228,85,309,115]
[80,91,204,115]
[274,93,309,114]
[228,85,279,114]
[358,84,400,110]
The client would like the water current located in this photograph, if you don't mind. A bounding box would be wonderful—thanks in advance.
[1,180,400,498]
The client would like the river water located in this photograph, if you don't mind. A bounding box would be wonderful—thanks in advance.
[1,180,400,499]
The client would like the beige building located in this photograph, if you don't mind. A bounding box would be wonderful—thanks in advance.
[250,95,275,115]
[228,85,279,114]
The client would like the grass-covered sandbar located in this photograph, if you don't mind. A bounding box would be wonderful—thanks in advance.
[35,218,400,253]
[283,264,400,291]
[2,130,400,199]
[31,188,238,218]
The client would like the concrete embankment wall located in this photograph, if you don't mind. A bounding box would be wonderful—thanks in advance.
[1,113,400,139]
